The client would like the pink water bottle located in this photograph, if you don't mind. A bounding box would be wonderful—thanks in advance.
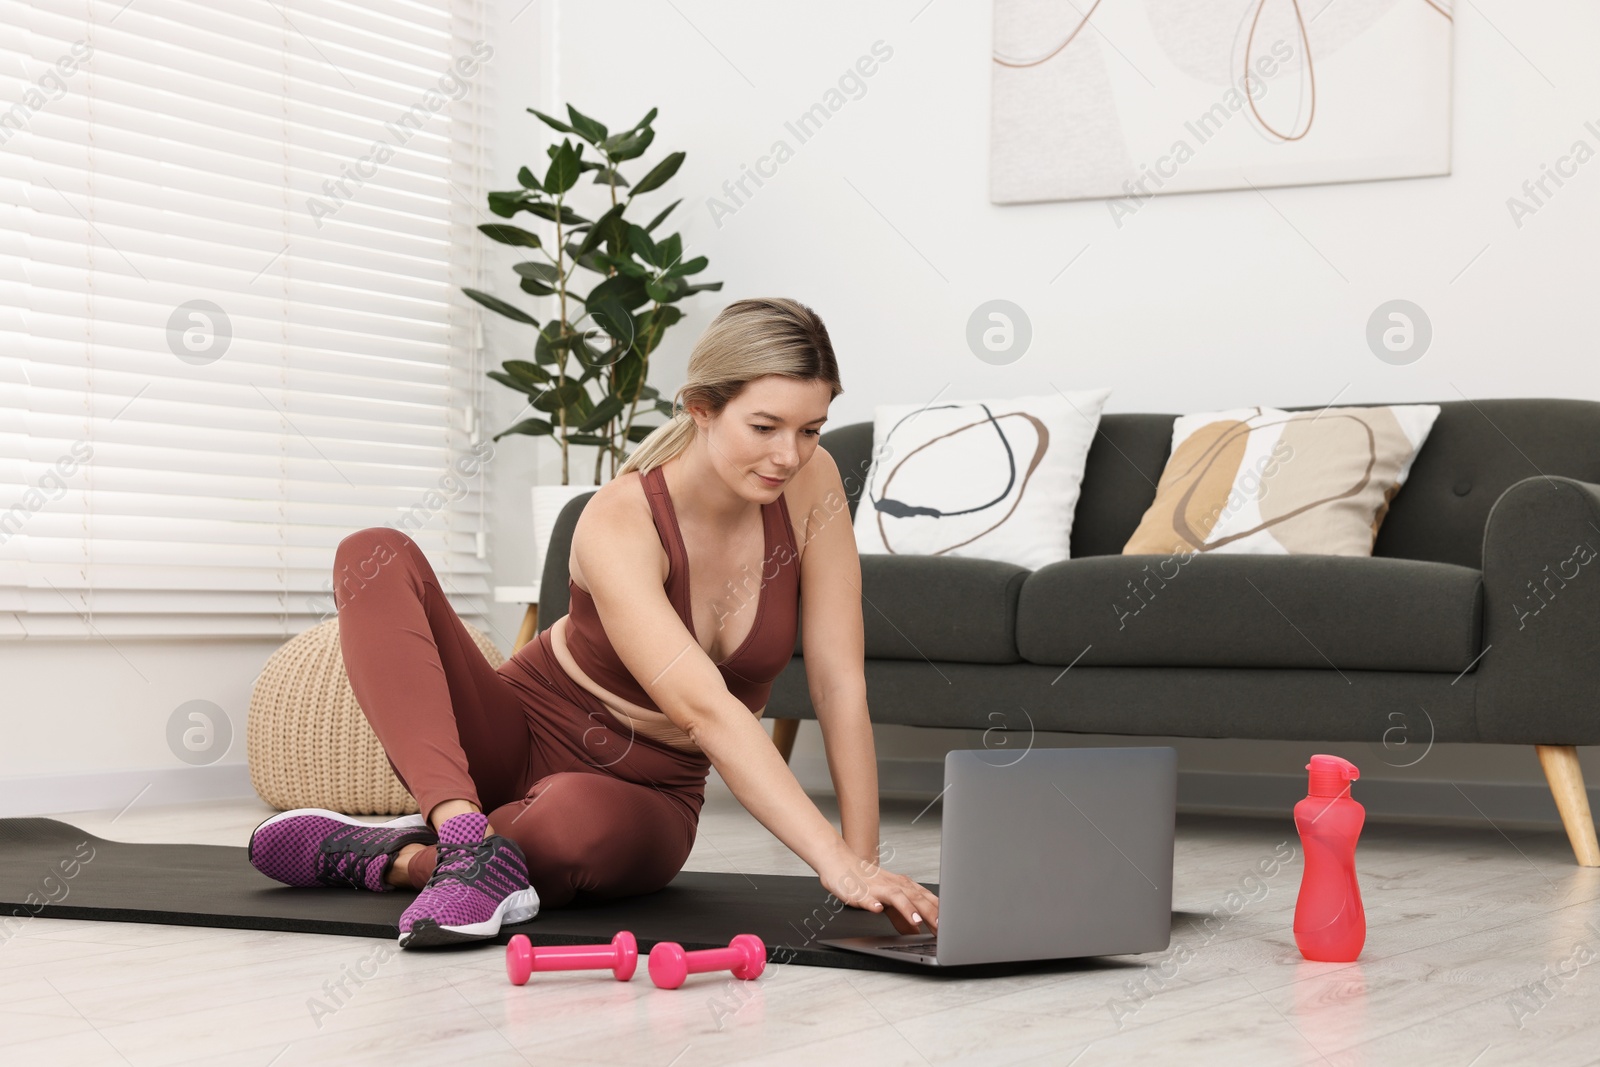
[1293,754,1366,962]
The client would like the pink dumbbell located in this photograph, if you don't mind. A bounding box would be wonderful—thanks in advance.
[505,931,639,985]
[647,934,766,990]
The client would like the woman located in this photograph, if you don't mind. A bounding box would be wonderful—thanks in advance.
[248,298,941,948]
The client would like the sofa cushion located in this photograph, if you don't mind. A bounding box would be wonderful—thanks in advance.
[767,658,1484,743]
[1016,554,1483,672]
[796,554,1029,664]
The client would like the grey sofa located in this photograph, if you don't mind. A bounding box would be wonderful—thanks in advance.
[537,398,1600,866]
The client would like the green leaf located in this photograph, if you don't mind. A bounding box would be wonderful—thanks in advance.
[516,166,542,191]
[587,272,650,311]
[645,276,722,304]
[527,108,575,134]
[636,384,661,400]
[518,277,557,297]
[532,381,587,414]
[602,127,654,162]
[487,190,526,218]
[478,223,542,248]
[563,433,612,446]
[594,341,629,366]
[544,140,582,195]
[627,423,663,443]
[587,298,635,347]
[571,334,614,369]
[641,304,685,335]
[629,151,685,196]
[487,370,538,395]
[632,106,659,132]
[493,417,554,441]
[591,167,629,187]
[566,104,608,144]
[463,287,537,326]
[534,322,566,365]
[646,276,683,303]
[664,254,707,278]
[613,257,649,278]
[575,204,623,259]
[643,198,681,233]
[627,224,660,268]
[655,232,684,271]
[502,359,552,385]
[595,203,632,257]
[576,394,627,432]
[514,261,562,286]
[524,201,587,226]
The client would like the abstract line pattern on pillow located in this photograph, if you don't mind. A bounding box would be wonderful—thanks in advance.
[869,404,1049,551]
[854,389,1111,571]
[1122,404,1441,557]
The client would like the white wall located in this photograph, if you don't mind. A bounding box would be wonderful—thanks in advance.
[6,1,1596,828]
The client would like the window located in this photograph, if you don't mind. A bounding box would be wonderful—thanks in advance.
[0,0,494,638]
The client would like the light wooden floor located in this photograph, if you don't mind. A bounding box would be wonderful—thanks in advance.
[5,780,1600,1066]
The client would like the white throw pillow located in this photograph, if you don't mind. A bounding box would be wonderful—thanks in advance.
[852,389,1112,570]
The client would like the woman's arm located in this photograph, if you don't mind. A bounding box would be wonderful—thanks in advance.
[795,447,881,864]
[814,683,880,865]
[687,697,854,873]
[690,695,935,932]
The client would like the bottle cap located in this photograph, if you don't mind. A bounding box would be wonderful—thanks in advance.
[1306,754,1360,798]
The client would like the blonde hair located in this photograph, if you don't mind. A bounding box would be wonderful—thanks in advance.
[615,297,843,479]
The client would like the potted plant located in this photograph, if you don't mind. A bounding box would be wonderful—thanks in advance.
[465,103,720,577]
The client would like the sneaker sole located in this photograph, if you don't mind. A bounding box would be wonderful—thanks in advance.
[397,887,541,949]
[248,808,430,870]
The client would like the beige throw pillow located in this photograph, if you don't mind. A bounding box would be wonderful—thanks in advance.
[1122,404,1441,557]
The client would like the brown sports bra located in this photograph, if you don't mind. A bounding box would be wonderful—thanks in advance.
[562,464,801,716]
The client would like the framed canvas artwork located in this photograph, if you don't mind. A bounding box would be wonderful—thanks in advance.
[990,0,1454,210]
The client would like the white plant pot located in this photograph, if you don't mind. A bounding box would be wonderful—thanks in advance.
[530,483,597,586]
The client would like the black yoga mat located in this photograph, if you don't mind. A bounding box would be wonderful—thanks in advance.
[0,817,1083,976]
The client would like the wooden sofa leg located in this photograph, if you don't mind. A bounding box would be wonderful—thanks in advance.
[1536,744,1600,867]
[770,719,800,764]
[513,603,539,651]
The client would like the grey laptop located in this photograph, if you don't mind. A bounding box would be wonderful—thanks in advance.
[820,746,1177,967]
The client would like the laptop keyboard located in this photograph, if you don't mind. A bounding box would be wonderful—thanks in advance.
[879,940,938,954]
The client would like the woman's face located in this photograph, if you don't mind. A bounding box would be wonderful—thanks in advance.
[693,376,833,498]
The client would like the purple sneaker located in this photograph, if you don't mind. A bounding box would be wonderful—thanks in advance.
[249,808,435,893]
[397,811,540,949]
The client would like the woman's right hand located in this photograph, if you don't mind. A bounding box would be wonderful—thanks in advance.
[819,845,940,935]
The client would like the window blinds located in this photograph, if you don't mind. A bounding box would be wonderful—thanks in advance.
[0,0,494,639]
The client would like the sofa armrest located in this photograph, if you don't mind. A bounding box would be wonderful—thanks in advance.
[534,489,598,635]
[1477,475,1600,744]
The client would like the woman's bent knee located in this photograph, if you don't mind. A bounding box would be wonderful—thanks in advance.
[508,773,694,900]
[332,527,416,606]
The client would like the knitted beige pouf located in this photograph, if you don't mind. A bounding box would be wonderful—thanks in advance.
[247,617,506,816]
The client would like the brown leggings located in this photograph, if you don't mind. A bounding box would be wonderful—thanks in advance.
[331,527,712,908]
